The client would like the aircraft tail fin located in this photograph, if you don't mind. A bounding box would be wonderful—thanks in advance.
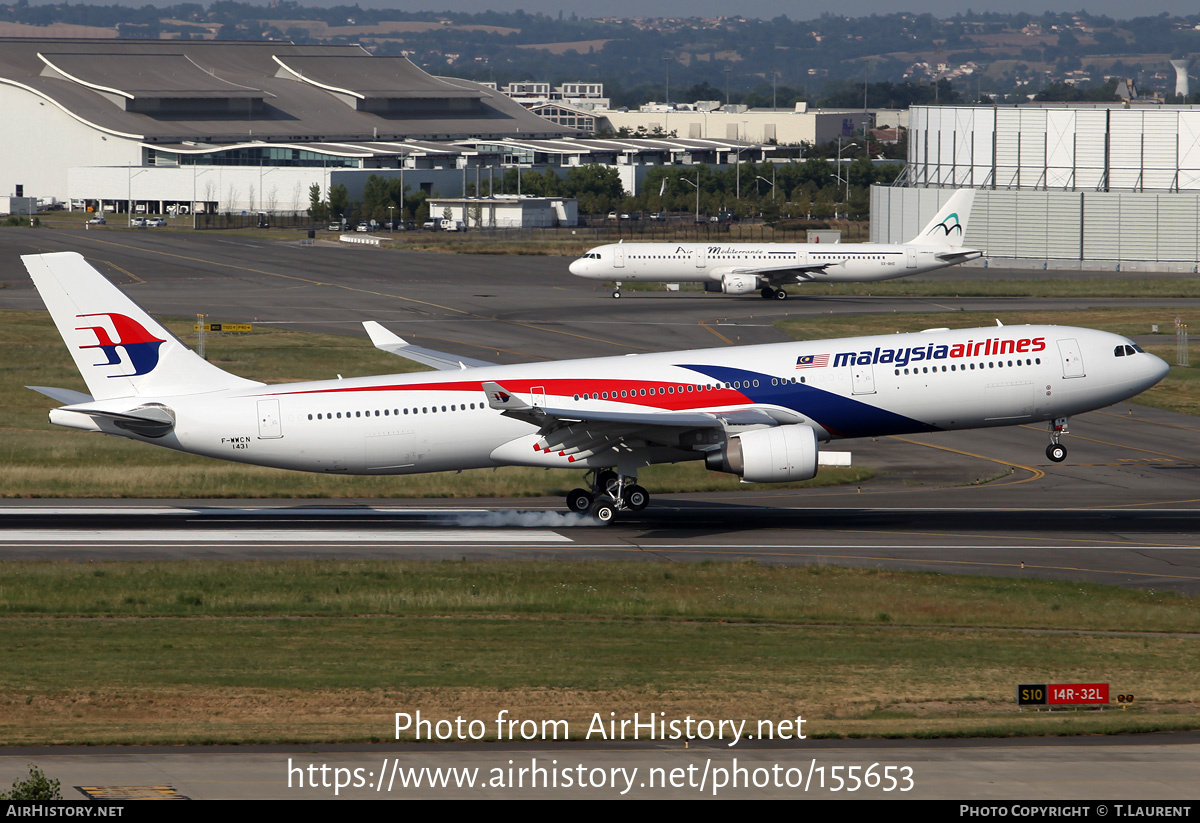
[910,189,974,248]
[22,252,262,401]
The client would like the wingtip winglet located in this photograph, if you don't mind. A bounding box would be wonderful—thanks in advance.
[362,321,407,347]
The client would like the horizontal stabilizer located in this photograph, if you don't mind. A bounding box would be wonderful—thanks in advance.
[50,402,176,438]
[27,385,93,405]
[363,322,498,370]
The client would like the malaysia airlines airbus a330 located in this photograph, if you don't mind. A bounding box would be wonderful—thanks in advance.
[570,190,982,299]
[24,252,1166,521]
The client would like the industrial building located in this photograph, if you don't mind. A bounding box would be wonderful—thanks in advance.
[872,103,1200,268]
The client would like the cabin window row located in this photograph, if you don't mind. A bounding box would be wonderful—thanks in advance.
[573,381,761,401]
[306,403,481,421]
[894,358,1041,376]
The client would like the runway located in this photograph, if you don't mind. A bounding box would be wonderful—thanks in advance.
[2,227,1200,800]
[2,228,1200,591]
[2,404,1200,592]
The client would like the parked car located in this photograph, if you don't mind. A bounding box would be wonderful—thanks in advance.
[327,222,344,231]
[129,217,146,227]
[439,218,464,232]
[86,215,106,225]
[146,217,167,227]
[356,221,371,232]
[422,219,437,230]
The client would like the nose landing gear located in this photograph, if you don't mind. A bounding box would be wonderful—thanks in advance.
[1046,417,1069,463]
[565,468,649,521]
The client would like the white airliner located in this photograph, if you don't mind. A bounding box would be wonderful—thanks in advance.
[23,251,1166,521]
[570,190,982,299]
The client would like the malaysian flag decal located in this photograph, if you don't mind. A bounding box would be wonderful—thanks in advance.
[796,354,829,369]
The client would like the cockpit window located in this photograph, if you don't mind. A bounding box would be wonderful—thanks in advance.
[1114,345,1126,357]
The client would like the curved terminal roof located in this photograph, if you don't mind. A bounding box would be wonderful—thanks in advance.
[0,38,570,143]
[273,54,482,102]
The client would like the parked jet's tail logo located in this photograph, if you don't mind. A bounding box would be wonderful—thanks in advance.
[74,313,165,377]
[929,212,963,237]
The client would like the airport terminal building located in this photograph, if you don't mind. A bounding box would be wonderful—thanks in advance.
[0,38,765,218]
[872,104,1200,269]
[0,38,575,216]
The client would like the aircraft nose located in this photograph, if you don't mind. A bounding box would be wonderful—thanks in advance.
[569,258,585,276]
[1150,352,1171,384]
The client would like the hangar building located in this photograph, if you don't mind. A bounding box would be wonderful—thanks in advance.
[872,104,1200,269]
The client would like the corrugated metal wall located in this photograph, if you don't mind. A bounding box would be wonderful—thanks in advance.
[890,105,1200,264]
[873,185,1200,263]
[909,105,1200,193]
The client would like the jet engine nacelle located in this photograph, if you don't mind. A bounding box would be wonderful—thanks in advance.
[704,424,819,483]
[704,273,760,295]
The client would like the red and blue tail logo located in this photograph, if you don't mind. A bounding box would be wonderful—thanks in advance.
[75,313,165,378]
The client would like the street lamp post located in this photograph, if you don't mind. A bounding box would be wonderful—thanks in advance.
[127,164,148,225]
[191,166,214,230]
[681,172,700,225]
[837,137,858,206]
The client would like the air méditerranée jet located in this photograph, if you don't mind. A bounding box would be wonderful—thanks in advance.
[24,251,1167,521]
[570,190,982,299]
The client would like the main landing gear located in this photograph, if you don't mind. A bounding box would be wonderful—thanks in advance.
[565,469,649,522]
[760,286,788,301]
[1045,417,1069,463]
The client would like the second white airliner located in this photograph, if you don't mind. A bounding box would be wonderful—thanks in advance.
[570,189,982,299]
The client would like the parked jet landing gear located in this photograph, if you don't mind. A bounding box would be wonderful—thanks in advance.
[565,469,649,520]
[1046,417,1069,463]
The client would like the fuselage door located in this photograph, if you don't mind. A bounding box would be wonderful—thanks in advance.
[531,385,546,407]
[695,245,707,269]
[906,247,918,268]
[851,363,876,395]
[613,245,625,269]
[1057,338,1085,379]
[257,399,283,439]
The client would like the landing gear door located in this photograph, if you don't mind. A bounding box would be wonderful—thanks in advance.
[852,363,876,395]
[1057,338,1085,378]
[257,399,283,439]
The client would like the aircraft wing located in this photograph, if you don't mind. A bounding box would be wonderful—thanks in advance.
[363,322,499,370]
[482,381,779,458]
[935,249,984,263]
[723,262,834,284]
